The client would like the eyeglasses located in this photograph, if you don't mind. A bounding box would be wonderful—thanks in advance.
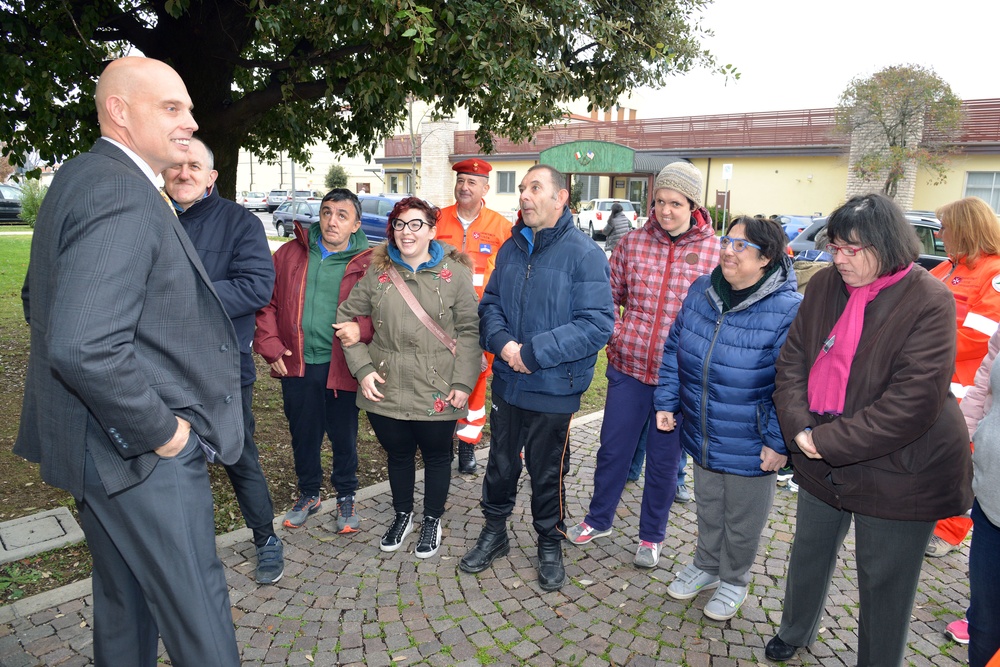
[825,243,870,257]
[720,236,761,253]
[390,217,432,232]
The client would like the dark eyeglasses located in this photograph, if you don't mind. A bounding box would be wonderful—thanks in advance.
[390,217,432,232]
[825,243,870,257]
[720,236,761,252]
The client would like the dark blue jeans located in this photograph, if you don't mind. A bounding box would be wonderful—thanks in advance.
[969,499,1000,667]
[281,363,359,499]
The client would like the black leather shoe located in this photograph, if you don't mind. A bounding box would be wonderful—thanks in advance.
[457,442,477,474]
[536,539,565,591]
[765,635,798,661]
[459,529,509,573]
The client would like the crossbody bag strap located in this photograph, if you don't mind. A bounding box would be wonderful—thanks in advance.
[387,264,456,355]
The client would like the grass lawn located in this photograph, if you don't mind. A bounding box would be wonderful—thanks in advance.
[0,233,611,601]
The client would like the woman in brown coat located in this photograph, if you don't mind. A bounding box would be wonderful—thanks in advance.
[765,194,972,666]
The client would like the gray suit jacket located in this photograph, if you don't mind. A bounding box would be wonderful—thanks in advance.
[16,140,244,498]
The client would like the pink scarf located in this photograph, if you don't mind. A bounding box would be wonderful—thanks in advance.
[807,264,913,415]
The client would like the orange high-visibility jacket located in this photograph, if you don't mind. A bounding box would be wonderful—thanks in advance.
[436,203,513,299]
[931,254,1000,397]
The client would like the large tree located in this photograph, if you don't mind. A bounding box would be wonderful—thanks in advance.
[1,0,723,198]
[837,64,962,199]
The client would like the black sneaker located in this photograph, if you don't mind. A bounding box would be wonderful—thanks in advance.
[380,512,413,552]
[415,516,442,559]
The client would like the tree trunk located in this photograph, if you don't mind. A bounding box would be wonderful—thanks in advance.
[202,130,243,201]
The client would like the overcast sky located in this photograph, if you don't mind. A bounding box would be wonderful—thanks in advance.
[619,0,999,117]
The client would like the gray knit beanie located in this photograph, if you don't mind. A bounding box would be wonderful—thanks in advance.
[653,161,703,208]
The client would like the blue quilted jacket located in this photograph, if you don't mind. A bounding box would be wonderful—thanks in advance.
[654,256,802,476]
[480,207,614,414]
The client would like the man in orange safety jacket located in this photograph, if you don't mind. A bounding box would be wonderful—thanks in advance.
[435,158,513,473]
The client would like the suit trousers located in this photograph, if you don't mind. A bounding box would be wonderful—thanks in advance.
[224,383,276,547]
[777,488,934,667]
[281,362,359,498]
[368,413,455,518]
[78,435,239,667]
[586,367,682,543]
[480,396,572,542]
[691,463,775,587]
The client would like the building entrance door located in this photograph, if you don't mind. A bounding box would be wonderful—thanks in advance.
[628,178,648,217]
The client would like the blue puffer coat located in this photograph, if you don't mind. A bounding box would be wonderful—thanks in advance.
[653,255,802,476]
[480,206,614,414]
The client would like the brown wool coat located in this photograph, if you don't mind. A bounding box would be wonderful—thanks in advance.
[773,265,973,521]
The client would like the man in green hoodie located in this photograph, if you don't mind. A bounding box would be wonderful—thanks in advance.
[255,189,374,531]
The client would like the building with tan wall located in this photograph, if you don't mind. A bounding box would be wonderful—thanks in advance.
[376,99,1000,220]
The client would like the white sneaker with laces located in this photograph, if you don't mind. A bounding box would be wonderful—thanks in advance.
[633,540,661,568]
[566,521,612,545]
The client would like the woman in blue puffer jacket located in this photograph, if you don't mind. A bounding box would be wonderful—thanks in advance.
[654,215,801,621]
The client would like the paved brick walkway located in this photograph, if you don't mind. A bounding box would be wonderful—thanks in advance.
[0,412,972,666]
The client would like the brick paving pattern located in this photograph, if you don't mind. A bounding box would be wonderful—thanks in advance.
[0,413,971,666]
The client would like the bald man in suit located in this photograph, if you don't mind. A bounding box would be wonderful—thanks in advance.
[17,57,242,666]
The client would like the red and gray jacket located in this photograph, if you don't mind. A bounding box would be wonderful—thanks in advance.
[254,222,373,393]
[606,209,717,385]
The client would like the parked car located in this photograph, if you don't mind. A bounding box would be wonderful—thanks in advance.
[789,213,947,270]
[240,191,267,211]
[773,214,815,241]
[577,198,638,240]
[358,193,407,244]
[272,200,321,237]
[0,183,23,222]
[266,189,318,212]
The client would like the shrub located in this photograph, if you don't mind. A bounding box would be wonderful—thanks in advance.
[19,179,47,228]
[325,164,348,190]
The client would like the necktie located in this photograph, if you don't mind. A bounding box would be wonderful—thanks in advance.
[159,189,178,217]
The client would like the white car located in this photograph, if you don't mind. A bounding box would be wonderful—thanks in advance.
[240,191,268,211]
[577,199,638,240]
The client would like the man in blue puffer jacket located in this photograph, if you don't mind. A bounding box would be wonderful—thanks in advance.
[459,165,614,591]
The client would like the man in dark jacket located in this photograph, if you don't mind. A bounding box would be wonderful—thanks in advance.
[459,165,615,590]
[164,137,283,584]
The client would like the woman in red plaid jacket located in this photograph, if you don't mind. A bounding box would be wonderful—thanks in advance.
[566,161,719,568]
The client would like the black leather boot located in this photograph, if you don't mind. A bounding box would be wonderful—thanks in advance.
[457,442,477,474]
[459,528,509,573]
[536,538,565,591]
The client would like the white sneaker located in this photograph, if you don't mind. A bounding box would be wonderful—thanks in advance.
[566,521,612,545]
[633,540,661,568]
[703,582,748,621]
[667,563,720,600]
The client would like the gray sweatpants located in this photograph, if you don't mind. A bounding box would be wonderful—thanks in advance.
[691,463,776,587]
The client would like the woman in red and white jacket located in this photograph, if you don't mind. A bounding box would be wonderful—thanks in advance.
[566,161,718,568]
[926,196,1000,560]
